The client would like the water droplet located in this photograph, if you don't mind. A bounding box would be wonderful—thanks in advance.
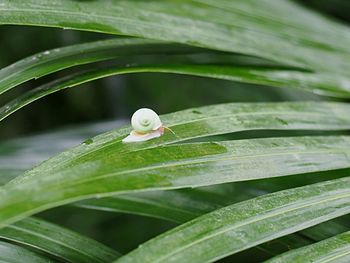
[43,51,50,55]
[83,138,94,145]
[3,105,10,113]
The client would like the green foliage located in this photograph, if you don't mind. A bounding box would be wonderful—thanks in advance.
[0,217,120,263]
[115,177,350,263]
[0,241,55,263]
[266,231,350,262]
[0,0,349,262]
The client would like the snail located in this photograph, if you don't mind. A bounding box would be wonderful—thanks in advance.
[122,108,173,143]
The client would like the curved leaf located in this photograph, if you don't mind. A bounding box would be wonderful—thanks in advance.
[76,189,225,223]
[266,231,350,263]
[0,217,120,263]
[1,102,350,228]
[2,63,349,122]
[1,135,350,228]
[0,123,347,261]
[0,38,199,96]
[1,0,349,96]
[2,35,342,105]
[1,116,348,225]
[0,240,55,263]
[0,119,124,181]
[10,101,350,184]
[1,0,349,69]
[114,177,350,263]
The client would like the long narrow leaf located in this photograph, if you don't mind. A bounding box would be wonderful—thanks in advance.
[11,101,350,185]
[1,0,349,96]
[266,231,350,263]
[0,217,120,263]
[1,0,349,69]
[2,63,349,122]
[1,135,350,229]
[1,102,350,228]
[0,240,55,263]
[114,177,350,263]
[0,123,347,260]
[0,38,199,96]
[76,189,225,223]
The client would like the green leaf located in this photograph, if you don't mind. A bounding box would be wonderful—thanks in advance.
[0,117,348,225]
[266,231,350,263]
[1,0,349,96]
[114,177,350,263]
[0,119,123,182]
[10,101,350,184]
[76,189,225,223]
[1,39,348,123]
[0,217,120,263]
[0,38,198,96]
[0,240,55,263]
[1,102,350,228]
[0,0,348,68]
[2,62,350,122]
[0,121,347,260]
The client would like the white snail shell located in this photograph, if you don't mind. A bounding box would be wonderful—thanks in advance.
[123,108,164,143]
[131,108,162,133]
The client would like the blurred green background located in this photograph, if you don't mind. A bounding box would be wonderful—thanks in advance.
[0,0,349,258]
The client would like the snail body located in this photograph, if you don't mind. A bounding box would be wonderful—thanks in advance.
[122,108,165,143]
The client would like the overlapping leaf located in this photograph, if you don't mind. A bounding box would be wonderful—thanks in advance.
[114,177,350,263]
[0,240,55,263]
[0,38,197,96]
[2,61,348,122]
[266,231,350,263]
[1,0,350,99]
[0,217,120,263]
[1,102,350,229]
[1,123,339,261]
[1,0,349,69]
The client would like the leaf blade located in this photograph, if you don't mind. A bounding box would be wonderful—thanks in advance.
[114,177,350,263]
[1,0,349,70]
[0,240,55,263]
[1,135,350,228]
[265,231,350,263]
[2,63,350,123]
[1,0,350,97]
[0,38,197,96]
[1,102,350,228]
[0,217,120,263]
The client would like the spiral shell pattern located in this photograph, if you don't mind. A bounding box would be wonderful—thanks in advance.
[131,108,162,133]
